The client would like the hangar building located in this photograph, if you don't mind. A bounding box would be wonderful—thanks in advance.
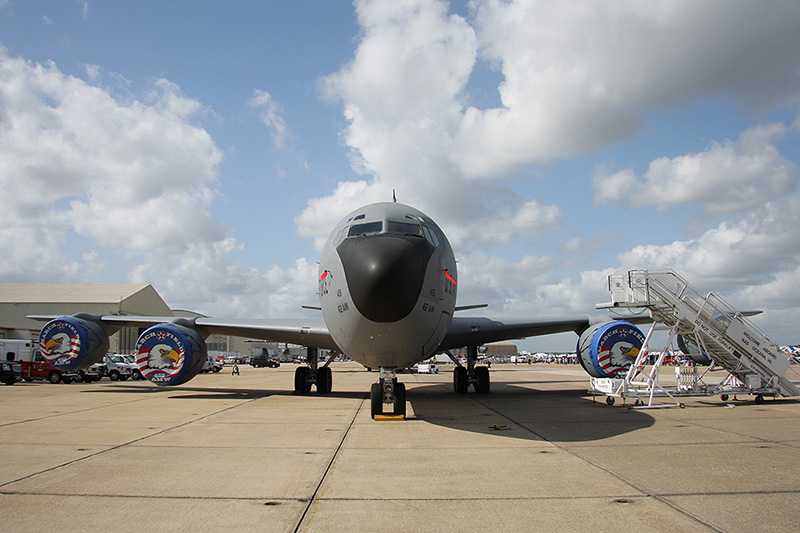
[0,284,272,358]
[0,284,173,353]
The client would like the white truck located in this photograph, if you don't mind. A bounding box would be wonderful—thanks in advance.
[103,354,136,381]
[417,360,439,374]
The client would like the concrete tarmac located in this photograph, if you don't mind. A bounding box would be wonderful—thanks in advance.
[1,363,799,532]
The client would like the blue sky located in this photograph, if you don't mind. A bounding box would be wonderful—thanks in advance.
[2,1,800,351]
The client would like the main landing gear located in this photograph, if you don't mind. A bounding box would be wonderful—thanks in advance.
[370,367,406,419]
[293,347,333,394]
[450,346,490,394]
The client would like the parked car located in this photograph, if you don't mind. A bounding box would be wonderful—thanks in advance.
[103,354,135,381]
[417,361,439,374]
[1,361,22,385]
[75,362,104,382]
[200,355,224,373]
[250,355,280,368]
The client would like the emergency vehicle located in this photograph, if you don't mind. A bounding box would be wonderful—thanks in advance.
[0,339,99,383]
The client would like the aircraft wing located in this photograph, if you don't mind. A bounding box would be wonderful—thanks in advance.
[439,313,652,350]
[28,315,339,351]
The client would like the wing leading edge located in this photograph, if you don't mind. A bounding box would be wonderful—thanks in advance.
[28,314,338,351]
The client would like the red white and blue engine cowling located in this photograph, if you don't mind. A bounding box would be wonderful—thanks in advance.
[134,323,207,386]
[576,320,645,378]
[677,335,712,365]
[39,315,110,371]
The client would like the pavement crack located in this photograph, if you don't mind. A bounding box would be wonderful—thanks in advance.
[293,394,365,533]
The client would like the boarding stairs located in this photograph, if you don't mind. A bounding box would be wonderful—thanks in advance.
[596,269,800,407]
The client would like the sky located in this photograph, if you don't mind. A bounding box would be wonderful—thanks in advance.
[1,0,800,352]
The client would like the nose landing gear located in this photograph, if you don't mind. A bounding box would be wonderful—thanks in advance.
[370,367,406,419]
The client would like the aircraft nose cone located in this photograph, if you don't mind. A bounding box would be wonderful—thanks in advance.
[337,234,434,323]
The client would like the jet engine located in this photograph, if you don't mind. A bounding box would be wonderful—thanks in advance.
[677,335,712,365]
[576,320,645,378]
[39,314,110,371]
[134,323,207,386]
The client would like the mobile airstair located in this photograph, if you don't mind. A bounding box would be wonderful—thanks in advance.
[592,269,800,408]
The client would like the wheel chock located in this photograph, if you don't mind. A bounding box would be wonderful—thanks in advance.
[374,414,405,421]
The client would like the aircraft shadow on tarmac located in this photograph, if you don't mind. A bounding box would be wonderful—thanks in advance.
[91,381,654,444]
[82,383,367,401]
[405,383,656,443]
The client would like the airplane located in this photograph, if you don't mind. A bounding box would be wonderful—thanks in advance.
[32,201,656,419]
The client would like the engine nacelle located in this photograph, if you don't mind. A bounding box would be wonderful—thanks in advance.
[677,335,711,365]
[577,320,645,378]
[39,315,110,371]
[134,323,207,386]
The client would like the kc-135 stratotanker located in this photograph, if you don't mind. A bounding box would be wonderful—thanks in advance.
[33,201,669,419]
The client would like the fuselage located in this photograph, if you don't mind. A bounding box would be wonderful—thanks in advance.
[319,203,457,369]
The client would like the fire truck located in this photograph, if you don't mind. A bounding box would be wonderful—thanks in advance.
[0,339,101,383]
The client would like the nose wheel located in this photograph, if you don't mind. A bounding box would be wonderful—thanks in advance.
[370,368,406,419]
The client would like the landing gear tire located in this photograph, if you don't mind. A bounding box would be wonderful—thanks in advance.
[294,366,311,394]
[474,366,490,394]
[317,366,332,394]
[394,382,406,417]
[370,382,382,419]
[453,366,468,394]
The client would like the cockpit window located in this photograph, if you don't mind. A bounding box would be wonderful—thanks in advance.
[386,221,423,237]
[422,226,439,246]
[348,221,383,237]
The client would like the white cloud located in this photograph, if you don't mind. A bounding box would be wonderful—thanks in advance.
[453,0,800,177]
[593,123,798,212]
[0,51,225,257]
[77,1,89,20]
[248,89,289,151]
[304,0,564,250]
[618,192,800,294]
[304,1,800,250]
[457,249,614,318]
[0,48,316,319]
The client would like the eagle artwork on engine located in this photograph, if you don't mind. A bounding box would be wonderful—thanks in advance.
[135,329,186,383]
[132,323,208,386]
[145,344,182,370]
[577,320,646,378]
[40,320,84,368]
[43,332,73,356]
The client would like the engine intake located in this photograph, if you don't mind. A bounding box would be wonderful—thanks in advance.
[577,320,645,378]
[134,323,207,386]
[39,315,110,371]
[677,335,711,365]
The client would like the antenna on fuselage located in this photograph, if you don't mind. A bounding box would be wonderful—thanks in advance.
[392,189,396,203]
